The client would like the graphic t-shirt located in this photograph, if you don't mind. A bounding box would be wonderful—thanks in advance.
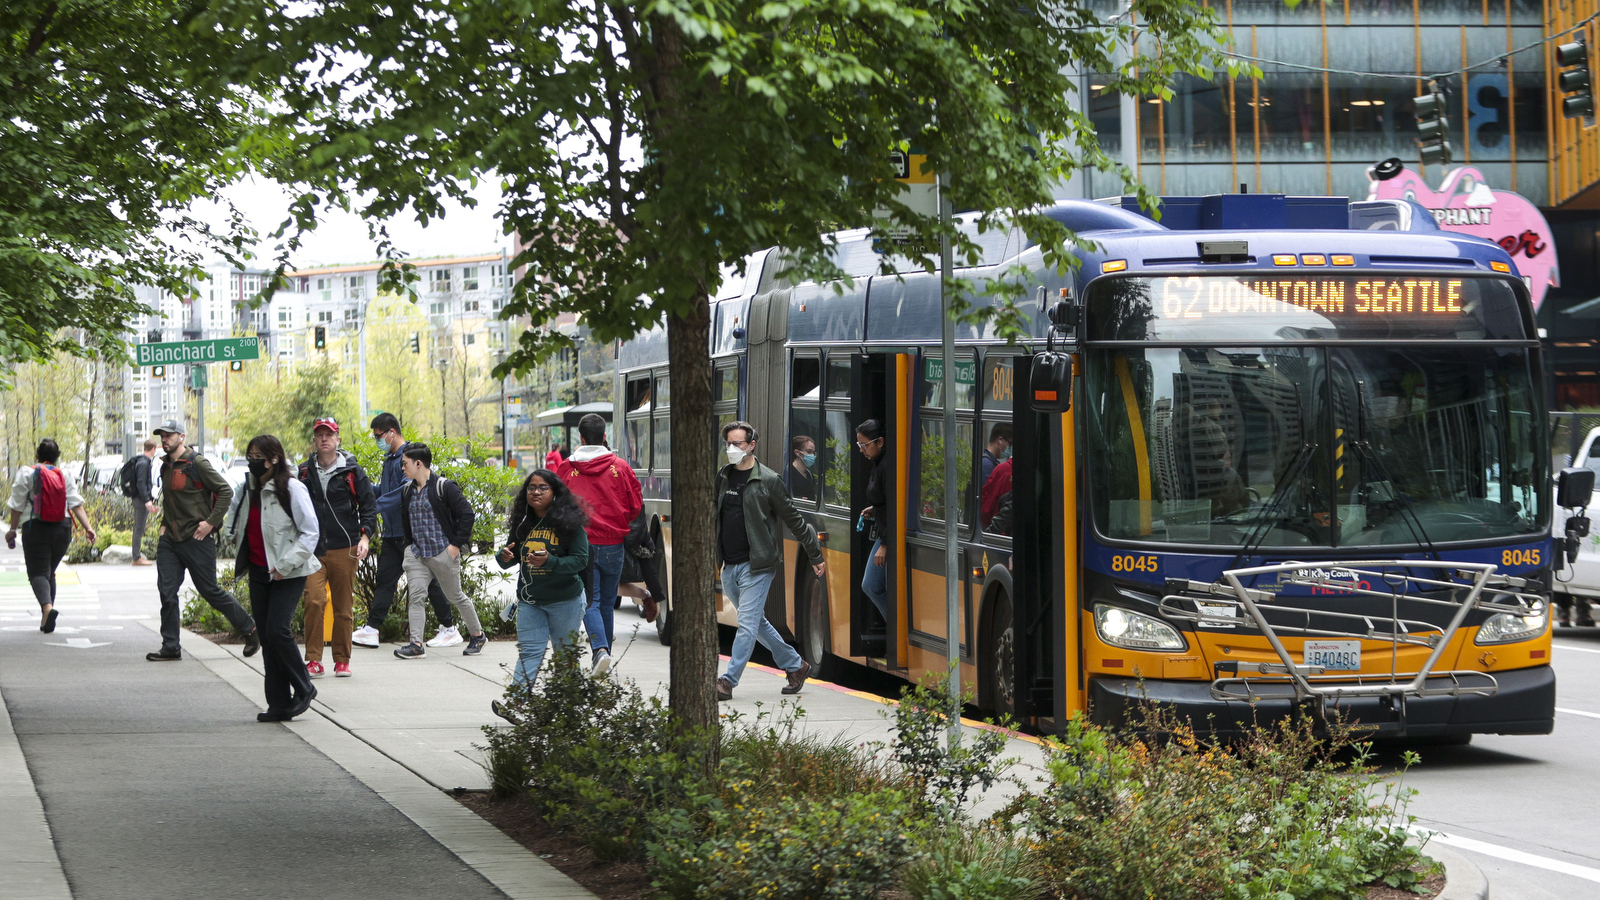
[719,467,751,565]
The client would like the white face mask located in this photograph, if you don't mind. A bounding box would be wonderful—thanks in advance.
[726,445,747,466]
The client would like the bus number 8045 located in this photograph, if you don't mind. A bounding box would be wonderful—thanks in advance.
[1112,554,1159,574]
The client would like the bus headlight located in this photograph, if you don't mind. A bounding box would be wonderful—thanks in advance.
[1475,610,1547,645]
[1094,604,1187,651]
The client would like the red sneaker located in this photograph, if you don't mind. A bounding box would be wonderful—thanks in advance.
[334,662,352,678]
[306,660,325,678]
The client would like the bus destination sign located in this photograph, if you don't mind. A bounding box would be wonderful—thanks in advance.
[1155,275,1470,321]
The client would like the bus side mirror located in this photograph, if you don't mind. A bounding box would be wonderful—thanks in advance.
[1558,467,1595,510]
[1030,351,1073,413]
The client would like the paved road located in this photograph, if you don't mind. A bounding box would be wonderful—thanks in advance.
[1390,628,1600,899]
[0,549,508,900]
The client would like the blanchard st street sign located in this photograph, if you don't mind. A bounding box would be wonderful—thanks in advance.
[135,337,260,367]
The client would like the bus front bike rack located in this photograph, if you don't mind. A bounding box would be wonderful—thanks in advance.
[1157,560,1543,703]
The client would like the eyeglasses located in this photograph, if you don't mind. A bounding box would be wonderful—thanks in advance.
[526,484,551,494]
[855,439,881,449]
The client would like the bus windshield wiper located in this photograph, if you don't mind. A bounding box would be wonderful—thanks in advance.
[1225,442,1318,574]
[1349,439,1441,562]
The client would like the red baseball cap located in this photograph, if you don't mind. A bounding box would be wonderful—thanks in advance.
[312,417,339,434]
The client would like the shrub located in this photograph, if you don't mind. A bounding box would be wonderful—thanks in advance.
[891,672,1015,821]
[899,824,1039,900]
[1004,707,1432,900]
[720,701,907,806]
[480,641,713,861]
[648,788,916,900]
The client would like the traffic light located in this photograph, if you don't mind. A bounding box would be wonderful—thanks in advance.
[1559,38,1595,120]
[1415,82,1452,168]
[315,325,327,349]
[230,360,243,372]
[409,332,420,354]
[151,365,165,378]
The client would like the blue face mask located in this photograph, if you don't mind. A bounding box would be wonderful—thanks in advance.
[801,453,817,468]
[375,434,389,450]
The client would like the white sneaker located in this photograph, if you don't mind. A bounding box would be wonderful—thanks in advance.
[590,649,613,679]
[426,625,464,648]
[352,625,381,648]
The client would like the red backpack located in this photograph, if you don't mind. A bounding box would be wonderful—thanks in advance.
[32,465,67,523]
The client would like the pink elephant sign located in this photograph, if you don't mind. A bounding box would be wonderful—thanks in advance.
[1367,165,1559,310]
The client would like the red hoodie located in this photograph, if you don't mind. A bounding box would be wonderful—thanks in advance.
[562,445,643,545]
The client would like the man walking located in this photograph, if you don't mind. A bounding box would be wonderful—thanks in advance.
[148,420,258,661]
[298,418,376,678]
[6,439,96,633]
[353,413,459,648]
[393,443,486,659]
[562,413,642,677]
[714,421,824,701]
[124,438,159,566]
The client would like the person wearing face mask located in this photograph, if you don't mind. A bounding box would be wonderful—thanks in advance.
[714,421,826,701]
[224,434,322,721]
[147,420,259,662]
[789,435,817,502]
[981,423,1013,486]
[560,413,643,678]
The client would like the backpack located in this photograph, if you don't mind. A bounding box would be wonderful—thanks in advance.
[31,465,67,523]
[119,456,144,499]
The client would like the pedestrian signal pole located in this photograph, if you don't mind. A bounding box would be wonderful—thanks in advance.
[938,170,961,744]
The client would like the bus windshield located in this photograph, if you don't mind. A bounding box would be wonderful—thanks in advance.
[1083,344,1546,548]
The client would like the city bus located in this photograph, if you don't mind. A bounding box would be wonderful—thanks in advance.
[616,191,1576,740]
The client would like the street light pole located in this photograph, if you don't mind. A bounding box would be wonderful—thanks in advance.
[357,294,372,421]
[938,171,960,744]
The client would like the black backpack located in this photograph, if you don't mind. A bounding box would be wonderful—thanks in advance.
[119,456,144,499]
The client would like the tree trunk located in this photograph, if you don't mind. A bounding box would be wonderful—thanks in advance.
[666,297,717,736]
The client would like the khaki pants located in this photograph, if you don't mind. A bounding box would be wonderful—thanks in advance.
[303,548,359,663]
[403,548,482,642]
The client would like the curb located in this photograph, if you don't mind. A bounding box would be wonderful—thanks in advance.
[0,680,72,900]
[1433,843,1491,900]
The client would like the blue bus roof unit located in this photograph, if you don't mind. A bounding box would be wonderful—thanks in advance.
[1113,193,1350,231]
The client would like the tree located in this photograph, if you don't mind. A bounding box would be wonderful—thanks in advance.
[2,1,260,366]
[248,0,1232,734]
[223,357,358,458]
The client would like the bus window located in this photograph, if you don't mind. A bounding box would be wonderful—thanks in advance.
[626,377,651,413]
[654,374,672,470]
[789,408,821,505]
[822,409,853,508]
[715,364,739,402]
[920,352,976,411]
[919,418,974,526]
[826,358,851,398]
[655,375,671,407]
[980,420,1013,535]
[793,357,821,400]
[626,418,650,470]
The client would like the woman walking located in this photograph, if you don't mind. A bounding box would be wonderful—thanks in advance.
[855,419,891,623]
[492,469,590,719]
[224,434,322,722]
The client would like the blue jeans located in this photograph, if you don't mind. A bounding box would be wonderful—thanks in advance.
[721,562,803,688]
[583,542,626,651]
[513,592,587,687]
[861,537,890,622]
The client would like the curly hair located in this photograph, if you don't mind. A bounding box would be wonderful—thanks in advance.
[507,468,589,544]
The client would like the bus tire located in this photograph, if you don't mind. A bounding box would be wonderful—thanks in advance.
[656,600,672,646]
[980,588,1017,719]
[797,572,837,680]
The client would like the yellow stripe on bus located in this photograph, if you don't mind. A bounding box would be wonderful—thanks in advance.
[1113,355,1152,535]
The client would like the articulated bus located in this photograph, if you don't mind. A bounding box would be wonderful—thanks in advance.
[617,192,1574,740]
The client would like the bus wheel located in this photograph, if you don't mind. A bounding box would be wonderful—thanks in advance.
[799,574,835,679]
[983,589,1017,718]
[656,600,672,646]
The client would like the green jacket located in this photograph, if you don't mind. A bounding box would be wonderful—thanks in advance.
[497,516,592,605]
[159,449,233,542]
[713,461,823,573]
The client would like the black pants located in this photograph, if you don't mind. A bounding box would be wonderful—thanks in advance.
[130,502,150,561]
[21,519,72,610]
[366,537,453,629]
[249,563,312,713]
[157,534,254,652]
